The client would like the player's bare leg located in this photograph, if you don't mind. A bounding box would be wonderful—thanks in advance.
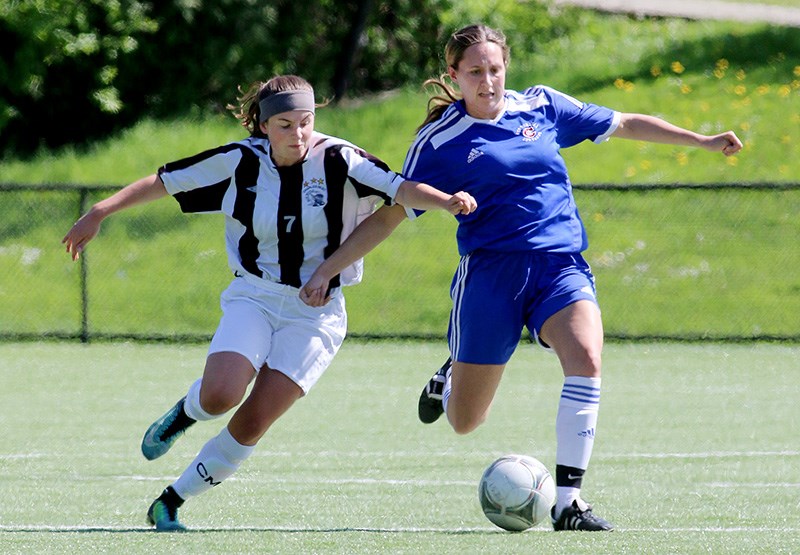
[148,366,302,531]
[141,352,255,461]
[540,300,613,531]
[445,362,505,434]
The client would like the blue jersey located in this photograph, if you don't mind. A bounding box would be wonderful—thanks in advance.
[402,86,619,255]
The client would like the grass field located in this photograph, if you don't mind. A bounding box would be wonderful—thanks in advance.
[1,341,798,554]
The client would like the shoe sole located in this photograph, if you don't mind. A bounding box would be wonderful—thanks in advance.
[417,389,444,424]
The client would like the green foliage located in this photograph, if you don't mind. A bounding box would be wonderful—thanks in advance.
[2,10,799,341]
[0,0,157,152]
[0,0,451,156]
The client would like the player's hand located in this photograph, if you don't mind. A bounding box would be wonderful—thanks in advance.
[300,272,332,307]
[447,191,477,215]
[703,131,743,157]
[62,210,103,261]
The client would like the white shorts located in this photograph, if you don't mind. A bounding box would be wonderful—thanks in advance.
[208,275,347,394]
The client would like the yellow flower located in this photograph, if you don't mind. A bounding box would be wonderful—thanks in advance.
[726,156,739,166]
[680,84,692,94]
[734,85,747,96]
[740,122,751,132]
[625,166,637,177]
[671,61,685,74]
[756,85,770,95]
[716,59,730,71]
[699,101,710,112]
[736,69,746,81]
[794,65,800,77]
[781,135,791,144]
[651,65,662,77]
[640,160,652,170]
[778,85,791,98]
[593,212,605,222]
[713,68,726,79]
[676,151,689,166]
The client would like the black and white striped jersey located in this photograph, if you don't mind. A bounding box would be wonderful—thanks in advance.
[158,131,405,289]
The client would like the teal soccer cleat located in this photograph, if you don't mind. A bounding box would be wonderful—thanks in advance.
[146,487,186,532]
[141,397,196,461]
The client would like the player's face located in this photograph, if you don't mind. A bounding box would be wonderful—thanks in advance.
[449,41,507,120]
[263,110,315,166]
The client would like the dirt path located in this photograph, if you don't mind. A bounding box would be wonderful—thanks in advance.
[550,0,800,27]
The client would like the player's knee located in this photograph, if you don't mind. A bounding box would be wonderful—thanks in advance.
[200,386,243,416]
[565,346,602,378]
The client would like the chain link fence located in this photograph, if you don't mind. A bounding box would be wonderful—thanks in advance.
[1,182,798,343]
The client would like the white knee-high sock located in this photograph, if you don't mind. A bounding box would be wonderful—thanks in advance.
[172,426,255,500]
[183,378,218,421]
[554,376,601,515]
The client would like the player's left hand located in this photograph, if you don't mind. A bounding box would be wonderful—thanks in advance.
[300,273,331,307]
[704,131,743,156]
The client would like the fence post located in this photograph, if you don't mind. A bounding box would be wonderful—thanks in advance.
[78,187,90,343]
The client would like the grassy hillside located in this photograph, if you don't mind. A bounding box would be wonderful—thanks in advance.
[1,10,798,341]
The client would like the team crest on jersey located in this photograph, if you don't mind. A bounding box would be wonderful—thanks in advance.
[516,121,542,142]
[303,178,327,207]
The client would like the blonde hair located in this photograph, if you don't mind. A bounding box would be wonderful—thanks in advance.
[228,75,319,137]
[418,24,510,131]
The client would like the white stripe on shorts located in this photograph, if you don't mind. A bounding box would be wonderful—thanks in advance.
[449,254,470,361]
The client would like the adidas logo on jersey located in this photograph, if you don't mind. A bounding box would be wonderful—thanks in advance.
[467,148,484,164]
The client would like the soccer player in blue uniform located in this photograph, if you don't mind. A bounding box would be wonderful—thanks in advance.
[303,24,742,532]
[62,74,476,531]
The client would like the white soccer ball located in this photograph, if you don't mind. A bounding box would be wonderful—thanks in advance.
[478,454,556,531]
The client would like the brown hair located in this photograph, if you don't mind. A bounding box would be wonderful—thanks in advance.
[228,75,319,137]
[418,24,510,131]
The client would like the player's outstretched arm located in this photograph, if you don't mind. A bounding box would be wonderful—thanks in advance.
[300,204,408,307]
[62,174,168,261]
[612,113,743,157]
[395,180,477,215]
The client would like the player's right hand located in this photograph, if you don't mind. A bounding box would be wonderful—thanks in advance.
[62,210,102,261]
[448,191,477,215]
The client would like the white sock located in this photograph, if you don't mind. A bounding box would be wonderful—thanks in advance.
[554,376,600,515]
[172,426,255,500]
[183,378,217,421]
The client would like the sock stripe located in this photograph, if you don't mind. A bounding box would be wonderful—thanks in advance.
[561,385,600,405]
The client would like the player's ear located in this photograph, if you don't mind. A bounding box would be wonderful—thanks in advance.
[448,66,458,82]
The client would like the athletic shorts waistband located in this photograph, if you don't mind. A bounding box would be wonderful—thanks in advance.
[235,271,340,298]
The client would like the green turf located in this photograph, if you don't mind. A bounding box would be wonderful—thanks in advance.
[1,341,798,553]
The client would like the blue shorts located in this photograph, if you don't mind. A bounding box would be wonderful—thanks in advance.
[448,250,598,365]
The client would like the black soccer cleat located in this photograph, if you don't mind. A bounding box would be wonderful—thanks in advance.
[417,357,451,424]
[551,500,614,531]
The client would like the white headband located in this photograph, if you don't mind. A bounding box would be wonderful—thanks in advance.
[258,90,315,123]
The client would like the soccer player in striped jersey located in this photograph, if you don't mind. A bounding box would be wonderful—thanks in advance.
[62,74,476,532]
[306,25,742,532]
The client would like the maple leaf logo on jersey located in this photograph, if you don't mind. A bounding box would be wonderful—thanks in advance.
[515,121,542,142]
[303,179,327,207]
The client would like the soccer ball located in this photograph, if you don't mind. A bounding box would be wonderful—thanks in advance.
[478,454,556,531]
